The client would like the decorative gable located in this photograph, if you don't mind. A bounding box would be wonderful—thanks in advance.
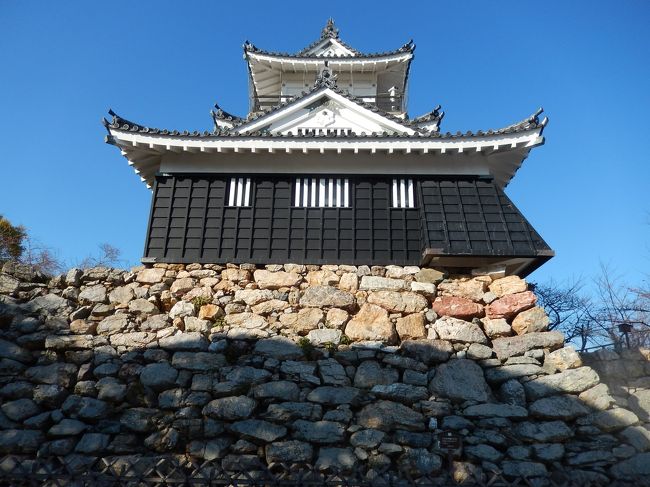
[232,87,417,137]
[302,38,356,57]
[269,98,395,136]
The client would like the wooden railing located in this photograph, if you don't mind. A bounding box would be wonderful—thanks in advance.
[253,93,404,113]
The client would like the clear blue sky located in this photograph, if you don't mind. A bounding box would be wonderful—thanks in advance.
[1,1,648,287]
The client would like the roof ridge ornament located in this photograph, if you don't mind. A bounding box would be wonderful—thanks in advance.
[321,18,339,39]
[315,61,338,88]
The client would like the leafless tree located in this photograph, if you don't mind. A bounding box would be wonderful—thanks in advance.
[77,243,125,269]
[533,267,650,351]
[20,236,64,276]
[583,265,650,348]
[532,278,596,351]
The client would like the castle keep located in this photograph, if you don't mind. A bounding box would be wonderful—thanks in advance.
[104,19,552,276]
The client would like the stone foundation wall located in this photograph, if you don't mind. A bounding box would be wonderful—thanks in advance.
[0,261,649,484]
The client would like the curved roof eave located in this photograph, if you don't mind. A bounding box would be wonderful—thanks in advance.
[103,107,547,142]
[244,45,414,64]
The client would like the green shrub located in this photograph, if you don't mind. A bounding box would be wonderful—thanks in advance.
[297,337,315,359]
[191,295,211,311]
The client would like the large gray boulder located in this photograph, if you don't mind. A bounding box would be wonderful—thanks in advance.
[159,332,209,351]
[485,364,545,384]
[61,395,110,421]
[292,420,345,444]
[140,362,179,391]
[253,381,300,402]
[463,403,528,419]
[203,396,256,420]
[317,359,350,386]
[0,338,31,363]
[1,398,40,422]
[300,286,355,310]
[48,419,87,436]
[359,276,407,291]
[515,421,573,442]
[429,359,492,403]
[171,352,226,371]
[592,408,639,432]
[264,402,322,422]
[611,452,650,479]
[432,317,488,344]
[266,440,313,463]
[24,294,70,315]
[97,315,128,336]
[370,383,428,404]
[0,429,44,453]
[353,360,398,388]
[229,419,287,443]
[307,386,361,405]
[491,332,564,359]
[400,340,452,364]
[25,363,77,387]
[75,433,110,453]
[398,448,442,475]
[529,395,590,420]
[78,285,107,304]
[524,366,600,400]
[120,408,158,433]
[357,400,425,432]
[225,366,271,385]
[254,337,303,360]
[629,389,650,422]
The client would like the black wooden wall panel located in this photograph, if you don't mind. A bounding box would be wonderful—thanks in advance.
[144,173,551,266]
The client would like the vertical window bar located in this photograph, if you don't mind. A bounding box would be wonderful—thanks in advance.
[229,178,236,206]
[392,179,398,207]
[311,179,317,207]
[294,178,301,206]
[336,179,342,207]
[400,179,406,208]
[328,179,334,207]
[236,178,244,207]
[302,178,309,207]
[344,179,349,207]
[407,179,414,208]
[244,178,251,206]
[319,179,326,207]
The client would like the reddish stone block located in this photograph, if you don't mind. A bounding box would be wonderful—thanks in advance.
[431,296,484,320]
[486,291,537,319]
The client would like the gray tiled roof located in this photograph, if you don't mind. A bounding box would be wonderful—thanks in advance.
[104,83,544,142]
[244,39,414,60]
[244,19,415,60]
[411,105,445,125]
[211,103,243,124]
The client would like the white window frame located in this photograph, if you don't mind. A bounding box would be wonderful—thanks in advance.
[227,177,252,207]
[392,178,416,208]
[294,177,350,208]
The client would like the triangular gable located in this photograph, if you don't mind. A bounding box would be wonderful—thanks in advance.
[301,38,356,57]
[231,87,417,136]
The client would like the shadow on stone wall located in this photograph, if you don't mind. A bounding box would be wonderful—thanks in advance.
[0,262,649,486]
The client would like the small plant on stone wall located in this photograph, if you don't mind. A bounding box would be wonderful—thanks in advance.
[323,341,338,354]
[339,334,351,345]
[297,337,315,359]
[191,296,211,311]
[213,316,226,328]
